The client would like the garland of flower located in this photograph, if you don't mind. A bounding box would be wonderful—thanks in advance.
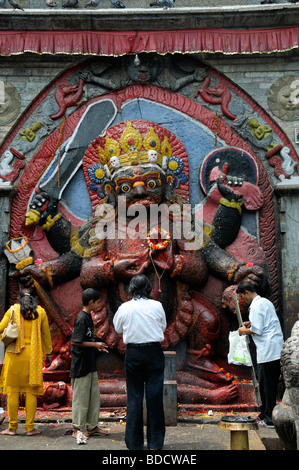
[5,236,29,253]
[147,227,171,251]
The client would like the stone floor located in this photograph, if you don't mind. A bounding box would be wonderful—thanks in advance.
[0,408,284,452]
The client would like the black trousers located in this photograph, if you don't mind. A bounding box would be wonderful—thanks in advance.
[257,359,281,425]
[124,343,165,450]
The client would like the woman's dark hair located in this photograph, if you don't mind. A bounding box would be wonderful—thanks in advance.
[82,288,101,306]
[19,289,38,320]
[128,274,152,299]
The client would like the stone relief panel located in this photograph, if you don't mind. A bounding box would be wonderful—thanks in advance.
[0,53,296,409]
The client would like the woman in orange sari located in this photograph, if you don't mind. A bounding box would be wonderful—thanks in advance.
[0,289,52,436]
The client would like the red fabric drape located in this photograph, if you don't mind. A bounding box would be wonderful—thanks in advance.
[1,27,299,56]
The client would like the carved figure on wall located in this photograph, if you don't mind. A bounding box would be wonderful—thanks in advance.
[236,115,288,166]
[266,146,298,181]
[80,54,207,95]
[194,76,237,121]
[0,82,20,126]
[0,148,25,184]
[235,116,299,181]
[273,318,299,449]
[17,119,268,405]
[268,75,299,121]
[0,150,14,185]
[278,146,298,176]
[50,78,84,120]
[19,122,42,142]
[248,118,274,150]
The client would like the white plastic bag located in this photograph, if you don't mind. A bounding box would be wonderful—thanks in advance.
[76,430,87,445]
[228,330,252,366]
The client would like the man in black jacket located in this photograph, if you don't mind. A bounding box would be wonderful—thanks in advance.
[70,288,109,442]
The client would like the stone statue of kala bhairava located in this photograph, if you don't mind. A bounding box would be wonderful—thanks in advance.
[10,119,269,406]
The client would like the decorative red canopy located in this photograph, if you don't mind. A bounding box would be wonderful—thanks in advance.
[1,26,299,56]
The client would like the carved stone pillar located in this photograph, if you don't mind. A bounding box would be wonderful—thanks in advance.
[0,184,16,320]
[275,184,299,340]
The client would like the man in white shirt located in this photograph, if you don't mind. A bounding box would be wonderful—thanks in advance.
[113,274,167,450]
[237,281,284,428]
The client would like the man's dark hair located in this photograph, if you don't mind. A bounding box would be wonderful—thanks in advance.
[82,288,101,306]
[236,281,256,295]
[128,274,152,299]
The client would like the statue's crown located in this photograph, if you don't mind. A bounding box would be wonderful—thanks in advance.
[97,121,172,175]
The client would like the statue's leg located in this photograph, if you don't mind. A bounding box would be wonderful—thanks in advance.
[186,293,232,384]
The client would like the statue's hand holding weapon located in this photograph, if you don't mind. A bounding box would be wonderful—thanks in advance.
[25,191,59,228]
[232,263,265,288]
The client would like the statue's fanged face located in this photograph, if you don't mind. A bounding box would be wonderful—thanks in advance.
[112,164,165,209]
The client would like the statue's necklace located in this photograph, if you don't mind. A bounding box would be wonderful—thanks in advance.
[147,227,172,293]
[149,251,167,293]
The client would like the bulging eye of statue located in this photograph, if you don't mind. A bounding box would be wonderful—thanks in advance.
[146,179,157,189]
[120,182,132,193]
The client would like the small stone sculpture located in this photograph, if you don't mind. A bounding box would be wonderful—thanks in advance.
[272,318,299,450]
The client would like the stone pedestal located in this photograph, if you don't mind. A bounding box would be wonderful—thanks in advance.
[163,351,177,426]
[143,350,177,426]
